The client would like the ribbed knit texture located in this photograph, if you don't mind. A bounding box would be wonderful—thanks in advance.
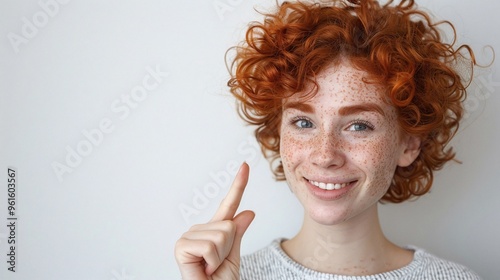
[240,239,480,279]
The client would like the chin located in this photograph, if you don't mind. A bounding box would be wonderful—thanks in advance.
[306,206,352,226]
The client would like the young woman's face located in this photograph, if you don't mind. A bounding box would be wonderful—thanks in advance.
[280,61,415,225]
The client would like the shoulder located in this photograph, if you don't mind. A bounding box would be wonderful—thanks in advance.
[240,238,307,279]
[240,238,284,279]
[239,241,481,280]
[408,246,481,280]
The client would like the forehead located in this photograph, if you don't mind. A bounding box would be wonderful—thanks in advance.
[286,61,388,106]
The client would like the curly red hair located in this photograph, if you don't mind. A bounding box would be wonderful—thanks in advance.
[227,0,476,203]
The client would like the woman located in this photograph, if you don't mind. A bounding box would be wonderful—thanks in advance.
[175,0,481,278]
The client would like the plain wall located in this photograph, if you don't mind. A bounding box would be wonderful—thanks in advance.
[0,0,499,279]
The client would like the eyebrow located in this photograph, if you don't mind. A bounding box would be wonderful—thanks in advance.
[282,102,315,113]
[283,101,386,117]
[338,103,386,117]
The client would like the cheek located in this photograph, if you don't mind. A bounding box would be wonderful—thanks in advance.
[357,135,401,195]
[280,130,317,181]
[280,131,300,171]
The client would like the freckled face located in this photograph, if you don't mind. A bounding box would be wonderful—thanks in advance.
[280,61,409,225]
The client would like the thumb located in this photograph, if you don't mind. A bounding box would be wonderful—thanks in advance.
[227,210,255,261]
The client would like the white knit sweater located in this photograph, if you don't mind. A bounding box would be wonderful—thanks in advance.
[240,239,480,279]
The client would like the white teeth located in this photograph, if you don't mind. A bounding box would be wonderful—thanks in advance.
[309,180,349,190]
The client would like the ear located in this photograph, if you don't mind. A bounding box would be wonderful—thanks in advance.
[397,135,421,167]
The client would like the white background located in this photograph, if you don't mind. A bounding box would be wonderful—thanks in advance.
[0,0,499,279]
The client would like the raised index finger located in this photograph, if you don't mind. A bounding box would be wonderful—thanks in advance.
[210,162,249,222]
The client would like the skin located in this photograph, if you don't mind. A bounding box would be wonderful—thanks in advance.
[280,60,421,275]
[174,163,255,279]
[174,60,421,278]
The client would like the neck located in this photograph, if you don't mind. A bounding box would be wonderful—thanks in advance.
[281,204,413,276]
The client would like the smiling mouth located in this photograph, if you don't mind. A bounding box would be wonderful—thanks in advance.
[307,179,356,190]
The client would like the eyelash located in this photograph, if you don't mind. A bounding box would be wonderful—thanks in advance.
[290,116,314,130]
[290,117,375,132]
[347,119,375,132]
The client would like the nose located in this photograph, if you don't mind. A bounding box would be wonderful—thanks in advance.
[309,131,345,169]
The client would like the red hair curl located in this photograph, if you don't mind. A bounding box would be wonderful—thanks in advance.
[227,0,476,203]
